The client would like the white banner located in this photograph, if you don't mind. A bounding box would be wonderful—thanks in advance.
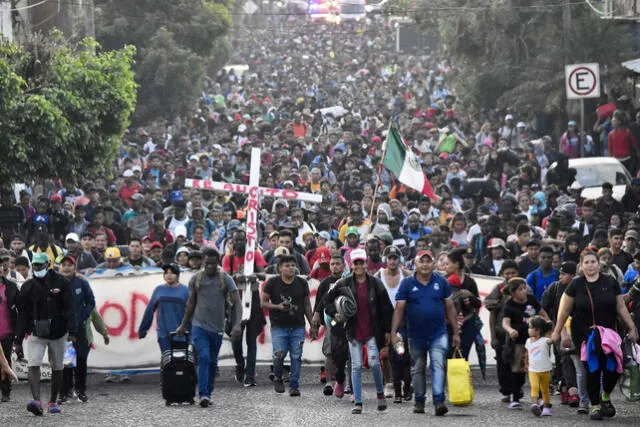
[82,270,501,371]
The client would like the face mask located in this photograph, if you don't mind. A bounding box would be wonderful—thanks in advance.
[34,269,47,278]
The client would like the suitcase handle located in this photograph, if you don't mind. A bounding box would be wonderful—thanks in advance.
[169,331,190,360]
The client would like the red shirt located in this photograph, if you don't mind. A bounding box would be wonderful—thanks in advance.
[608,128,637,159]
[222,251,267,274]
[354,278,373,341]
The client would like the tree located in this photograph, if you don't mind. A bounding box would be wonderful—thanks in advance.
[407,1,634,116]
[96,0,235,123]
[0,32,137,196]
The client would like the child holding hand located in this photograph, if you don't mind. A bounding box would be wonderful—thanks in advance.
[525,316,554,417]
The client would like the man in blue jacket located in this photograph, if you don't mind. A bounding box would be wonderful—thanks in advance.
[58,255,95,403]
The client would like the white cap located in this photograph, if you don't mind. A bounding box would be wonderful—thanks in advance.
[176,246,190,255]
[174,225,187,238]
[132,165,142,172]
[123,169,134,177]
[350,248,367,263]
[65,233,80,243]
[505,114,514,121]
[189,155,199,161]
[516,122,526,128]
[570,181,584,190]
[238,124,247,133]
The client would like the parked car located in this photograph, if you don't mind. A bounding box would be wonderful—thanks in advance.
[546,157,632,201]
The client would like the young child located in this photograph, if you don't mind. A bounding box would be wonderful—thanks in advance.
[525,316,554,417]
[138,264,189,353]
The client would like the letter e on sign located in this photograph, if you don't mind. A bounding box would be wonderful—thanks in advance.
[565,63,600,100]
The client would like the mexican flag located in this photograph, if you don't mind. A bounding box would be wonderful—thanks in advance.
[382,126,437,200]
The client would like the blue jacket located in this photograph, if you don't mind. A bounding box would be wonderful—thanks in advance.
[67,275,96,330]
[138,284,189,339]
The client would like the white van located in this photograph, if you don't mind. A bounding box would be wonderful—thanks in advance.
[339,0,366,20]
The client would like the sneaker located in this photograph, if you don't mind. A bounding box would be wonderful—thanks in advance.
[377,393,387,411]
[48,402,61,414]
[577,405,589,414]
[590,407,604,420]
[384,383,394,398]
[600,400,615,418]
[320,368,327,384]
[501,395,511,403]
[104,374,118,383]
[243,376,257,387]
[26,400,44,416]
[403,384,412,401]
[235,365,245,383]
[508,402,522,410]
[57,393,69,404]
[344,385,353,395]
[118,375,130,383]
[334,382,344,399]
[199,397,211,408]
[274,378,285,394]
[290,388,301,397]
[323,383,334,396]
[435,402,448,416]
[393,395,403,404]
[1,393,10,403]
[531,404,542,417]
[560,391,569,405]
[76,392,88,403]
[541,407,552,417]
[413,402,425,414]
[568,394,579,407]
[352,403,363,414]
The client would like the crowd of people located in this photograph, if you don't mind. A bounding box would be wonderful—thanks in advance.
[1,14,640,420]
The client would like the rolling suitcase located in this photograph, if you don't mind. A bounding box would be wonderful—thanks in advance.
[161,332,196,405]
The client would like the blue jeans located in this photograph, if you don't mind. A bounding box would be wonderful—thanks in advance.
[349,336,384,405]
[271,326,305,390]
[409,333,448,405]
[192,326,223,398]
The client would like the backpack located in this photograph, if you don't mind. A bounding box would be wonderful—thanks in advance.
[194,268,235,335]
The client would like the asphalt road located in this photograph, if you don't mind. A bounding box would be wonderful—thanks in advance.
[1,367,639,426]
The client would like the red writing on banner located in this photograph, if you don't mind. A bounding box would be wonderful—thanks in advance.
[99,292,150,340]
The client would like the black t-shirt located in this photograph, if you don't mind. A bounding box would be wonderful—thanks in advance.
[565,274,620,347]
[501,294,541,344]
[264,276,310,329]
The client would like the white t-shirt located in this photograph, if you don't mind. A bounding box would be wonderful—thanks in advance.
[525,338,553,373]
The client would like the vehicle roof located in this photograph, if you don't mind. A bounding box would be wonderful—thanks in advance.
[567,157,623,167]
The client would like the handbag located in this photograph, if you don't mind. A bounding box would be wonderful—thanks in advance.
[33,284,51,337]
[447,348,474,406]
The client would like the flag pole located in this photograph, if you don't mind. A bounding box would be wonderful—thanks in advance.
[369,121,393,220]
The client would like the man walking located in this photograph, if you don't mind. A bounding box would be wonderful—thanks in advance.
[261,255,314,397]
[526,246,559,302]
[391,250,460,416]
[14,253,75,416]
[57,256,95,403]
[175,248,242,408]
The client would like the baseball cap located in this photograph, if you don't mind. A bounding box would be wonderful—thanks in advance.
[149,242,164,250]
[104,247,121,259]
[0,248,11,260]
[316,231,331,241]
[226,219,242,232]
[50,194,62,202]
[130,193,145,201]
[132,165,142,172]
[625,230,639,241]
[415,250,434,261]
[383,246,402,259]
[488,238,507,249]
[282,180,295,187]
[59,255,76,266]
[65,233,80,243]
[505,114,514,121]
[516,121,526,128]
[350,248,367,263]
[32,252,50,265]
[170,190,184,201]
[123,169,134,178]
[176,246,190,256]
[559,261,577,275]
[569,181,583,190]
[345,226,360,237]
[274,247,290,257]
[174,225,187,239]
[568,120,577,127]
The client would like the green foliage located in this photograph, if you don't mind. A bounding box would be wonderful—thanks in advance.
[96,0,235,123]
[0,33,137,190]
[410,1,635,113]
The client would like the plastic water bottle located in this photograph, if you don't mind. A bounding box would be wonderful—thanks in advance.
[393,333,405,356]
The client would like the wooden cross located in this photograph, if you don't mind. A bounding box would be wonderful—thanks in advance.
[186,148,322,320]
